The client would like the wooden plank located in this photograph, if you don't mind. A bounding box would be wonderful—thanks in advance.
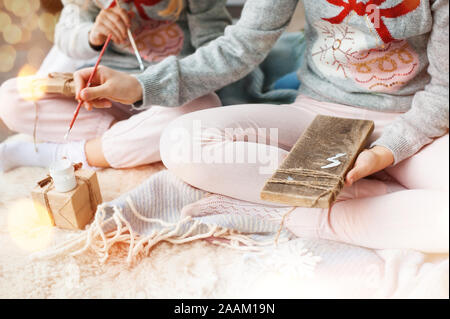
[261,115,374,208]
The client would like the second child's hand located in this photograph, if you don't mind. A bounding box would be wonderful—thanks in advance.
[345,146,395,186]
[89,5,131,46]
[74,66,143,110]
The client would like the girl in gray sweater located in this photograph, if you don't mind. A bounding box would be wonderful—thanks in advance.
[3,0,449,251]
[0,0,230,170]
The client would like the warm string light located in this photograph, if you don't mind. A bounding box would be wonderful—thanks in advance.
[7,198,54,253]
[16,64,46,101]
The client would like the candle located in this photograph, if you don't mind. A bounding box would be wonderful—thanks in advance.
[49,159,77,193]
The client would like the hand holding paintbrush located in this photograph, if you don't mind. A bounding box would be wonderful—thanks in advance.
[115,0,145,71]
[65,33,112,140]
[89,0,145,71]
[89,3,131,48]
[66,0,145,140]
[73,66,143,110]
[66,45,144,140]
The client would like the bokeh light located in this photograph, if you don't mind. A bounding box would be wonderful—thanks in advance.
[38,12,55,33]
[0,11,11,30]
[1,0,61,84]
[0,44,16,72]
[7,198,54,253]
[30,0,41,12]
[10,0,32,18]
[3,0,14,12]
[17,64,47,101]
[3,24,22,44]
[22,13,40,31]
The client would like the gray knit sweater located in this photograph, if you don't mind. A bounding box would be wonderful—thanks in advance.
[134,0,448,164]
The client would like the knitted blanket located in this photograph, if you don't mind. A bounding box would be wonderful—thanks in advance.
[33,170,304,265]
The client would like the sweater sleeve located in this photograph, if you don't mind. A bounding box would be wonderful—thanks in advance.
[54,0,101,60]
[186,0,232,49]
[372,0,449,164]
[135,0,298,107]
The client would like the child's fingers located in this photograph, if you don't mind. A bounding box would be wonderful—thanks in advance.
[113,7,131,28]
[104,10,128,40]
[74,67,95,99]
[345,150,377,186]
[92,23,120,44]
[98,20,125,44]
[83,99,110,109]
[80,85,110,102]
[83,101,93,111]
[346,167,361,186]
[91,99,113,109]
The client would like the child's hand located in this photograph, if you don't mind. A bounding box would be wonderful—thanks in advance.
[346,146,394,186]
[74,66,143,110]
[89,6,131,46]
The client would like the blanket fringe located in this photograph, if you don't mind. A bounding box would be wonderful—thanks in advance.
[31,196,287,265]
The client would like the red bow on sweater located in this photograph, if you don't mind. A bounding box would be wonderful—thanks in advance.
[322,0,421,43]
[111,0,163,20]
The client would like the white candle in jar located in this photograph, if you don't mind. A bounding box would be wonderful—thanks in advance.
[49,159,77,193]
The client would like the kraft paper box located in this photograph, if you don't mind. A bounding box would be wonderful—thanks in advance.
[31,72,75,97]
[32,170,102,230]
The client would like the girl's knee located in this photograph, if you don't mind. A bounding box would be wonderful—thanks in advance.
[160,110,225,176]
[0,78,30,131]
[387,134,449,191]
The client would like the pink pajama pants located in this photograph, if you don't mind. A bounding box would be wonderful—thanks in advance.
[160,95,449,253]
[0,77,221,168]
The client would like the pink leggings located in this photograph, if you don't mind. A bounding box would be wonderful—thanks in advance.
[160,95,449,253]
[0,77,221,168]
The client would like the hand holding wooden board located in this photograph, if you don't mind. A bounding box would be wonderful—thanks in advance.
[261,115,374,208]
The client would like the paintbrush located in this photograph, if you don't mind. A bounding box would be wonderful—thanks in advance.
[115,0,145,72]
[64,34,112,141]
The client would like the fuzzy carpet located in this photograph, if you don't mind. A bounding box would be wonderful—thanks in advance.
[0,136,448,299]
[0,162,325,299]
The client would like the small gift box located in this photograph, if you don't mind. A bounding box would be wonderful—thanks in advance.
[31,161,102,230]
[30,72,75,97]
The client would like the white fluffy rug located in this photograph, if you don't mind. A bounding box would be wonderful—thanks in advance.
[0,138,448,299]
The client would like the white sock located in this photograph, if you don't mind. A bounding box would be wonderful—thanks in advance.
[0,140,93,172]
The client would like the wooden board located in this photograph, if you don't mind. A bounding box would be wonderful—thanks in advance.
[260,115,374,208]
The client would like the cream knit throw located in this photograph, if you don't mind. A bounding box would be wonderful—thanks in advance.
[32,171,309,266]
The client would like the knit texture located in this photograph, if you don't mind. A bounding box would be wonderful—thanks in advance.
[33,170,296,265]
